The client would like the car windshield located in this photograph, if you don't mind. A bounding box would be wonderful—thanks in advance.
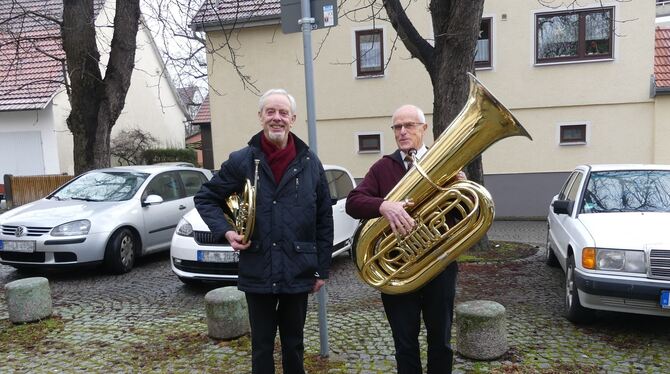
[581,170,670,213]
[51,171,150,202]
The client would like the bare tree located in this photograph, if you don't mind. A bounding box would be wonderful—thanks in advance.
[111,128,158,165]
[0,0,140,175]
[141,0,208,91]
[62,0,140,174]
[141,0,260,96]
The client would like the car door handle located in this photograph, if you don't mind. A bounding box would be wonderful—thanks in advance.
[179,205,186,210]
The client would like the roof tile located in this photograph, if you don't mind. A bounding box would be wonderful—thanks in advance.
[191,0,280,29]
[656,27,670,88]
[0,0,104,111]
[192,94,210,124]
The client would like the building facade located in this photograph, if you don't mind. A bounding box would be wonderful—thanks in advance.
[193,0,657,218]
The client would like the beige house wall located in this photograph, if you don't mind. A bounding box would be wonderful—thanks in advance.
[654,96,670,163]
[206,0,656,178]
[484,102,655,173]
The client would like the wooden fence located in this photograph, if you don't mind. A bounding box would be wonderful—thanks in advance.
[3,174,74,208]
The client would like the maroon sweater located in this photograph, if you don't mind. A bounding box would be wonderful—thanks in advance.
[346,150,406,219]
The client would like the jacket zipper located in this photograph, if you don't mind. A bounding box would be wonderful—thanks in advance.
[295,176,299,199]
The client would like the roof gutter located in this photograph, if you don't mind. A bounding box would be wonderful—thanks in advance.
[190,15,280,32]
[650,74,670,96]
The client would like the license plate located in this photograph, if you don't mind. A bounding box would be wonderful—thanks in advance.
[0,240,36,253]
[197,250,238,263]
[661,290,670,309]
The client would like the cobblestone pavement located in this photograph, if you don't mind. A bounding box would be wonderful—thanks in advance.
[1,220,670,373]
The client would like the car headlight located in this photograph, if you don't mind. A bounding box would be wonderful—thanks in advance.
[176,218,193,237]
[51,220,91,236]
[595,249,646,273]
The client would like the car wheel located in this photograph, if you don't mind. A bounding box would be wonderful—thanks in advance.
[104,228,136,274]
[178,276,202,286]
[565,255,593,323]
[545,227,559,267]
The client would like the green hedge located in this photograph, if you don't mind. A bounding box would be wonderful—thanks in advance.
[143,148,197,165]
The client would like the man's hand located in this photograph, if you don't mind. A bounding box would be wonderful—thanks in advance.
[379,200,415,236]
[225,230,251,251]
[449,170,467,184]
[312,278,326,293]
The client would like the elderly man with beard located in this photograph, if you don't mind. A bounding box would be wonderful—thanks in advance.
[195,89,333,374]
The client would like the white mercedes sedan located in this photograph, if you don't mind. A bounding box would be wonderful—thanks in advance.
[546,164,670,322]
[0,165,212,273]
[170,164,359,285]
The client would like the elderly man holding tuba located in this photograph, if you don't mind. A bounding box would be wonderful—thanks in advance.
[195,88,333,374]
[346,104,464,374]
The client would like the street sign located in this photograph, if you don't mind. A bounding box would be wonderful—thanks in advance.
[280,0,338,34]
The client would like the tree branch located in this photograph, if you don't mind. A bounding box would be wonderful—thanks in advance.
[382,0,434,72]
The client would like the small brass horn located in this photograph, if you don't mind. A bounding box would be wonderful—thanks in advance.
[225,159,260,244]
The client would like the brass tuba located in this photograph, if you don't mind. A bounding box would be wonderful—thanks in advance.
[224,159,260,244]
[353,73,532,294]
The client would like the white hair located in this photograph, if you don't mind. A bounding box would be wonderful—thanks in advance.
[258,89,297,114]
[392,104,426,124]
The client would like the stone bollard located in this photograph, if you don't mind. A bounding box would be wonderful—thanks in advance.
[5,277,52,323]
[455,300,508,360]
[205,286,249,340]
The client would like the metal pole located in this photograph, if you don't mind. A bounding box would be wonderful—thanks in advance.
[299,0,328,358]
[299,0,318,154]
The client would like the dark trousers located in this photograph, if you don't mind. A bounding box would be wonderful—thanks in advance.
[245,292,309,374]
[381,262,458,374]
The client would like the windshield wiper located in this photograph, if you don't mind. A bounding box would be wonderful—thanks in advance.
[69,197,101,202]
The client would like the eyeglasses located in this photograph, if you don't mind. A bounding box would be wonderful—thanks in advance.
[390,122,424,132]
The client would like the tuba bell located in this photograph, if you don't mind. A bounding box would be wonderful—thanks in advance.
[224,159,260,244]
[353,73,532,294]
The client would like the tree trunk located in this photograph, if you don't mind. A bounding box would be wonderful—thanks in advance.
[61,0,140,175]
[429,1,489,250]
[384,0,490,250]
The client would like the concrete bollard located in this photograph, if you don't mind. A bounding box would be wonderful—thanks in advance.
[5,277,53,323]
[205,286,249,340]
[455,300,508,360]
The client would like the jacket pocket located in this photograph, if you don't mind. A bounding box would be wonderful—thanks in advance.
[290,241,318,279]
[238,241,264,280]
[294,241,317,253]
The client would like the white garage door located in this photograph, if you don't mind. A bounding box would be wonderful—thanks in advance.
[0,131,45,178]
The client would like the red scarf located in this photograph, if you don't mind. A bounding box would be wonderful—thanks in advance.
[261,132,296,184]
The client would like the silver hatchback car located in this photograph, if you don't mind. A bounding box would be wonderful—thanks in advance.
[0,165,212,273]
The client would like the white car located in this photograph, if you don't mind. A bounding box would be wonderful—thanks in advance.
[171,164,359,285]
[546,164,670,322]
[0,165,212,273]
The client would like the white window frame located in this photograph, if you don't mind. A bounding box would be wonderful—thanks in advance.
[556,121,590,146]
[355,131,383,153]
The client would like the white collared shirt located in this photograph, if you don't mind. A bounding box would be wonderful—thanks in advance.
[400,144,427,170]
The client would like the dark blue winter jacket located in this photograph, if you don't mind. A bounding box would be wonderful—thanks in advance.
[194,132,334,294]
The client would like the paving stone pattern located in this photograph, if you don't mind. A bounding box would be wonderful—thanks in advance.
[0,220,669,373]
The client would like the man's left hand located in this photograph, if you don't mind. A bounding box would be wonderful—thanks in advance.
[449,170,467,184]
[312,279,326,293]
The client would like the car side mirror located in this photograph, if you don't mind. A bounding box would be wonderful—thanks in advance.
[331,198,338,206]
[552,199,573,215]
[143,194,164,207]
